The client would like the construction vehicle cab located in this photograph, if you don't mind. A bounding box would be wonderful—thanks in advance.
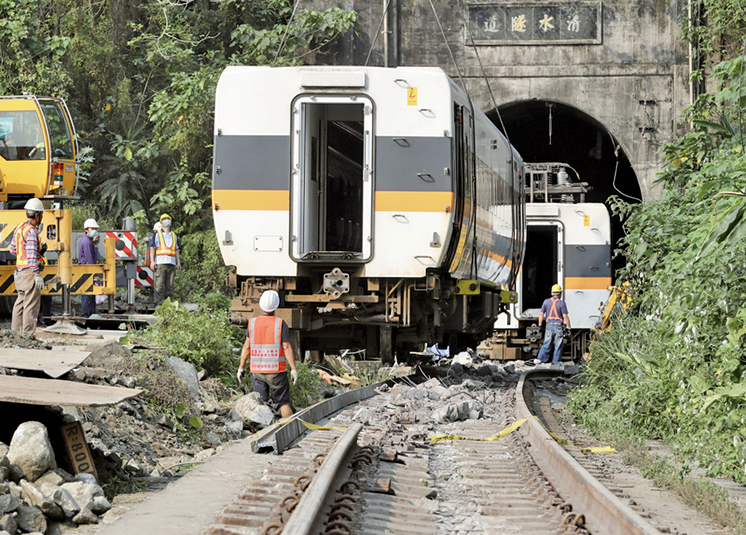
[0,95,116,330]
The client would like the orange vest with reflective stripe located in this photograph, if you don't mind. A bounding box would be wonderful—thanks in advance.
[154,229,177,256]
[547,297,564,323]
[14,222,39,269]
[249,315,286,373]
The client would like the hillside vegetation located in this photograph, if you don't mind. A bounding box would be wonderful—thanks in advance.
[569,0,746,484]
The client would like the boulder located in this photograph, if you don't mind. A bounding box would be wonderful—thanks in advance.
[20,480,64,520]
[34,468,73,488]
[15,505,47,534]
[0,513,16,535]
[60,481,104,512]
[90,495,111,515]
[234,393,274,428]
[72,507,99,525]
[39,483,80,519]
[166,356,201,402]
[7,422,57,482]
[0,494,18,515]
[84,341,132,367]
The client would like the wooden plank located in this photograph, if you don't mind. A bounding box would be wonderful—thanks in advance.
[0,348,91,378]
[0,375,142,407]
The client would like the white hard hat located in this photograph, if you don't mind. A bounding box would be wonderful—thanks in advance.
[259,290,280,313]
[83,218,99,229]
[24,198,44,212]
[153,222,163,231]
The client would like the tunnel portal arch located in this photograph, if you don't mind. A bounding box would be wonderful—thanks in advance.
[489,100,642,206]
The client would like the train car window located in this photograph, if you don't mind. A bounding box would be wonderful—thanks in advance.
[290,96,373,262]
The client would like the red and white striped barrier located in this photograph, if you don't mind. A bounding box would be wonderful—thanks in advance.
[135,266,153,287]
[105,231,137,259]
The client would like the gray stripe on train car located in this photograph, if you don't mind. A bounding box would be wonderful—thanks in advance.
[375,136,452,191]
[564,244,611,278]
[212,135,290,190]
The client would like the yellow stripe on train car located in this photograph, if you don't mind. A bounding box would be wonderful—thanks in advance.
[212,190,289,211]
[564,277,613,290]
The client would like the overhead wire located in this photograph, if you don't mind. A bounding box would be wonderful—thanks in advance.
[365,0,394,66]
[273,0,302,67]
[459,0,521,290]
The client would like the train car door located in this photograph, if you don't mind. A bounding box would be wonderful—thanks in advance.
[519,221,564,316]
[290,96,373,262]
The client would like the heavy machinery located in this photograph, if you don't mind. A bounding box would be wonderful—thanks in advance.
[0,94,116,331]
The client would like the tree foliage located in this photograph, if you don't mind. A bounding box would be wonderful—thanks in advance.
[570,4,746,482]
[0,0,358,230]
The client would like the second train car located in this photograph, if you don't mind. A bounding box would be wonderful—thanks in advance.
[212,66,525,362]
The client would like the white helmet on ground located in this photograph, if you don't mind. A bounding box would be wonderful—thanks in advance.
[24,198,44,213]
[259,290,280,313]
[83,218,99,229]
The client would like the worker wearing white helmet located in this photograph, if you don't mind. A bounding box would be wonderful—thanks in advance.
[237,290,298,418]
[10,198,47,336]
[78,218,100,318]
[537,283,571,364]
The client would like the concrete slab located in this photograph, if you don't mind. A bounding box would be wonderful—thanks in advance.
[0,347,91,378]
[95,438,274,535]
[0,375,142,406]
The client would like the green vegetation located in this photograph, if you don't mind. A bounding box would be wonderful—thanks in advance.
[568,0,746,499]
[125,295,244,381]
[0,0,358,293]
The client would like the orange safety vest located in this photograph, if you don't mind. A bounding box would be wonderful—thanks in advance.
[14,222,39,269]
[154,229,178,257]
[249,316,286,373]
[546,297,564,323]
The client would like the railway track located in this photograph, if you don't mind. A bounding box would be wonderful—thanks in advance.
[201,368,667,535]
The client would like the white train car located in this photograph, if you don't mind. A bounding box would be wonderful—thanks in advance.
[212,66,525,362]
[494,164,612,359]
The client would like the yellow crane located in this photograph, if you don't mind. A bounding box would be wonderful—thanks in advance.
[0,95,115,332]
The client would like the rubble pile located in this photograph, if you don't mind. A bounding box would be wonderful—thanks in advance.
[0,421,112,535]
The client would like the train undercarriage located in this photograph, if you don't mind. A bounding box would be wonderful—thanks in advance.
[229,270,515,364]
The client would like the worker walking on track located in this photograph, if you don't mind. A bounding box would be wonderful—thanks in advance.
[150,214,181,307]
[78,218,100,318]
[537,284,571,364]
[236,290,299,418]
[10,198,46,336]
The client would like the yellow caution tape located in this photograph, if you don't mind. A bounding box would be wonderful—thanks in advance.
[427,417,615,453]
[427,417,538,444]
[297,419,347,431]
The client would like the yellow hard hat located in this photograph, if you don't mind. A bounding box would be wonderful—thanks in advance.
[159,213,171,221]
[551,284,562,293]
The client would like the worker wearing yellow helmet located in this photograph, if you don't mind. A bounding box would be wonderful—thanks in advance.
[536,283,571,364]
[149,213,181,307]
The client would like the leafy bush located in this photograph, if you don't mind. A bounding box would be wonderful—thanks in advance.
[569,53,746,482]
[173,230,233,300]
[126,295,244,380]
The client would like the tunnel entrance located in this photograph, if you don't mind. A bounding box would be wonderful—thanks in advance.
[488,100,642,274]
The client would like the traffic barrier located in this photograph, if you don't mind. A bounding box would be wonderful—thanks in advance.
[135,266,153,287]
[105,231,137,259]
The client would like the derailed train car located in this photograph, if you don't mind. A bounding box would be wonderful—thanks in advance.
[212,66,525,362]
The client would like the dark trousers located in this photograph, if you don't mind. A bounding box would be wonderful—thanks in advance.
[81,295,96,318]
[154,263,176,307]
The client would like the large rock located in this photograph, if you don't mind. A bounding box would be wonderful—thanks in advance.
[84,341,132,367]
[39,483,80,519]
[15,505,47,534]
[7,422,57,482]
[60,481,105,512]
[0,513,16,534]
[234,392,274,428]
[19,480,64,520]
[166,356,201,402]
[0,495,18,515]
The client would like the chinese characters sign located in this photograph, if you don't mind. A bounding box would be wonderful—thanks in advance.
[468,3,602,45]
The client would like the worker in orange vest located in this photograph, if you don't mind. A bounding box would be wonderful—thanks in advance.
[10,198,46,336]
[236,290,298,418]
[536,283,571,364]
